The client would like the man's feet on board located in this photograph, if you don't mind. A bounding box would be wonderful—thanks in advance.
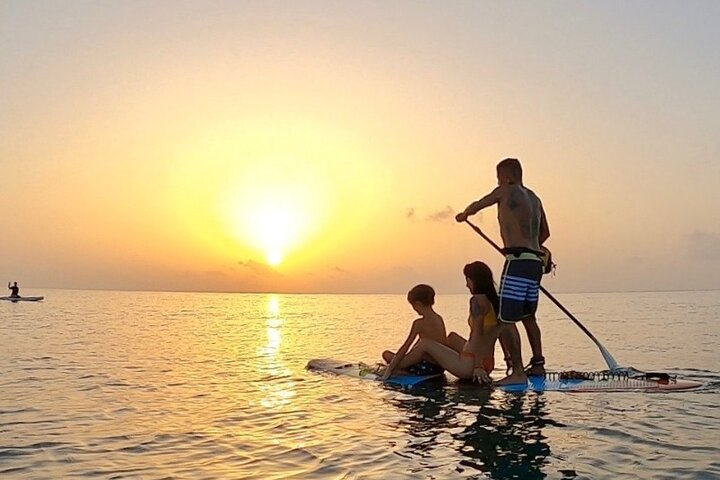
[525,356,546,377]
[495,371,528,386]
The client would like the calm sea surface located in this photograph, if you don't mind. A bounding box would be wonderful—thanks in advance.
[1,289,719,479]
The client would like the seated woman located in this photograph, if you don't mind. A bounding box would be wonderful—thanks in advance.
[407,261,501,385]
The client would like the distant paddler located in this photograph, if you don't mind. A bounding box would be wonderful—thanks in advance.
[455,158,551,385]
[7,281,20,298]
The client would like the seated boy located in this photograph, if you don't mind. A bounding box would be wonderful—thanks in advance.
[380,284,448,380]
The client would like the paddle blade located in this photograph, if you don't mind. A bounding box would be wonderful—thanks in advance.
[598,343,620,371]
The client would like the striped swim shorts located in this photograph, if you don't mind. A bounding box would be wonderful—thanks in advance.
[498,249,544,323]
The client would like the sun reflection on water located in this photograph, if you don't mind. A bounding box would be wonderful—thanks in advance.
[267,295,280,317]
[257,294,295,409]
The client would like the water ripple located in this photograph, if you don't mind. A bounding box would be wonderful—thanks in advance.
[0,290,718,479]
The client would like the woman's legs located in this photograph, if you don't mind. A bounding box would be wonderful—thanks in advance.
[414,339,475,379]
[383,346,434,370]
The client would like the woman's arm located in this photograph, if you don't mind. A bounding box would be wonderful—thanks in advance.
[466,295,492,384]
[469,295,485,336]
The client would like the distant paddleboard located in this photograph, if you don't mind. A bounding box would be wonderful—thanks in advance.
[1,296,44,302]
[307,358,443,387]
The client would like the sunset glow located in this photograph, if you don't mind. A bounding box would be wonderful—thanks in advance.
[1,2,719,294]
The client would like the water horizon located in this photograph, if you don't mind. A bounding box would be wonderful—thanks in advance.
[2,289,718,478]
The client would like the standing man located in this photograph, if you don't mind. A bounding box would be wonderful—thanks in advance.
[455,158,550,385]
[8,281,20,298]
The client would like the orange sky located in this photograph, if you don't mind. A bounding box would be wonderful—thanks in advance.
[1,2,719,293]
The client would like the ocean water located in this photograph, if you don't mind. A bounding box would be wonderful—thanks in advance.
[1,289,718,479]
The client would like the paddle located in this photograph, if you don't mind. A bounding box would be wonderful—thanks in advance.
[463,219,622,372]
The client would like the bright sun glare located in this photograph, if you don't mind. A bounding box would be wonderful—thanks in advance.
[226,189,310,266]
[246,203,302,265]
[221,158,326,267]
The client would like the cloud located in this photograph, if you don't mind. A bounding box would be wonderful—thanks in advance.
[685,231,720,261]
[405,206,457,222]
[237,260,282,277]
[332,266,350,274]
[426,205,455,222]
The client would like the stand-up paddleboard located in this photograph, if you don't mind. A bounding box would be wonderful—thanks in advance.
[308,358,702,392]
[307,358,443,387]
[0,296,44,302]
[497,370,702,393]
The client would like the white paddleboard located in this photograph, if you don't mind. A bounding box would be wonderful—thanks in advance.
[307,358,444,387]
[1,296,44,302]
[499,371,703,393]
[308,358,702,392]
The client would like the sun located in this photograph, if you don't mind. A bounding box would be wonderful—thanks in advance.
[217,156,329,267]
[223,180,317,266]
[266,250,282,266]
[244,201,303,265]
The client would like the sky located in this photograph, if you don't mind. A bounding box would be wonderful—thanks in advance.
[1,1,719,294]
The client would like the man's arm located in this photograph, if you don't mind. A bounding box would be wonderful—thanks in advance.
[455,187,502,222]
[538,201,550,245]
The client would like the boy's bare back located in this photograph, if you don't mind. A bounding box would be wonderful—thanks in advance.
[414,311,448,346]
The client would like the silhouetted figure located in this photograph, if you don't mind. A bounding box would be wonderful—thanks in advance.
[456,158,551,385]
[8,281,20,298]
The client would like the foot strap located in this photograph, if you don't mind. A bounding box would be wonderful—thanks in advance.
[524,356,545,373]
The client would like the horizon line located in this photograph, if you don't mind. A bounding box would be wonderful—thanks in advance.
[22,285,720,296]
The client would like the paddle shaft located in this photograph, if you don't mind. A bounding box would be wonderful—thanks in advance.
[464,219,620,371]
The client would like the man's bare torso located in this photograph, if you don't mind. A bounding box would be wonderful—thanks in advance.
[497,184,542,251]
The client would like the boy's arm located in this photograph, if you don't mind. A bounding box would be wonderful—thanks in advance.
[381,320,420,380]
[455,187,502,222]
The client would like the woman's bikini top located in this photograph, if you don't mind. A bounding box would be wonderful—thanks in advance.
[469,304,497,329]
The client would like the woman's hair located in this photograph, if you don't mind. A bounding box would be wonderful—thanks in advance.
[463,261,499,312]
[407,284,435,306]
